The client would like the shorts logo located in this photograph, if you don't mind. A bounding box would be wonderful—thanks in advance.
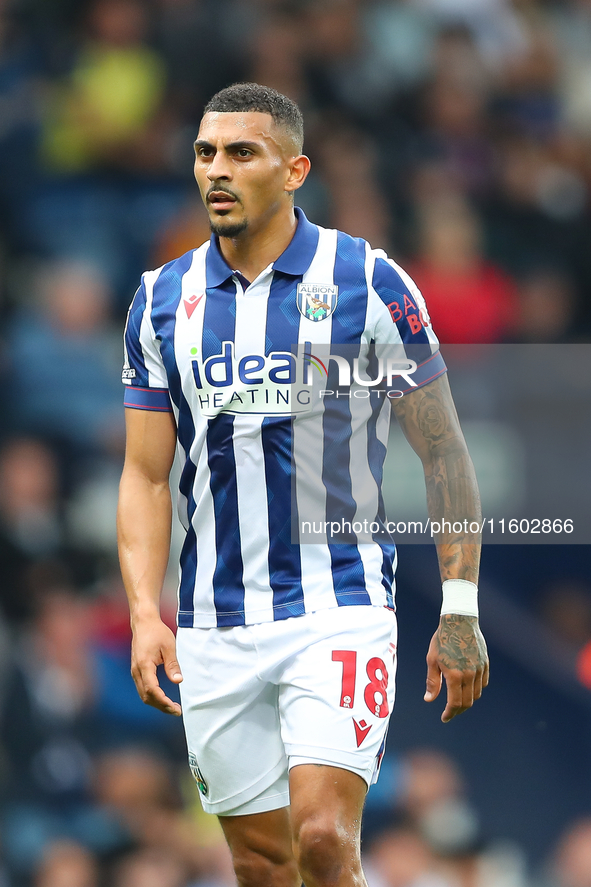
[297,283,338,322]
[353,718,372,747]
[188,752,208,795]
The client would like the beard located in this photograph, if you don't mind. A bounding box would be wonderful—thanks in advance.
[209,216,248,238]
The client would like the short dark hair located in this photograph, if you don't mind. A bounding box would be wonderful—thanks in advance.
[203,83,304,153]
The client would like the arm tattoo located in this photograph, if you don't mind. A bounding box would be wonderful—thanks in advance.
[435,614,487,672]
[393,377,481,583]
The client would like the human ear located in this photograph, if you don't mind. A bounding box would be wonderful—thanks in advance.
[285,155,311,194]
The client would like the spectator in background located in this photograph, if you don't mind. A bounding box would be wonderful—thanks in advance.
[91,748,233,886]
[481,133,589,323]
[495,9,560,142]
[364,826,440,887]
[334,1,435,116]
[6,260,123,463]
[364,749,528,887]
[0,591,200,882]
[111,848,187,887]
[0,438,64,624]
[513,269,576,343]
[0,438,62,559]
[151,196,212,269]
[540,581,591,653]
[0,589,100,879]
[86,576,186,747]
[0,0,44,245]
[34,840,99,887]
[313,119,393,250]
[40,0,166,174]
[407,193,517,343]
[0,435,129,605]
[247,8,307,107]
[396,749,466,827]
[547,0,591,143]
[409,0,528,74]
[300,0,363,113]
[538,579,591,694]
[417,27,496,199]
[153,0,245,125]
[540,818,591,887]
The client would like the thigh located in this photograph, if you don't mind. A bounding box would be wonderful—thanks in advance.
[177,626,289,816]
[219,807,299,887]
[279,606,397,787]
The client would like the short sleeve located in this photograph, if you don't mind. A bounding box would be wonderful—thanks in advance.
[370,253,446,393]
[122,277,172,412]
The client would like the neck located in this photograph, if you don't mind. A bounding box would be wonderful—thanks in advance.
[217,205,297,282]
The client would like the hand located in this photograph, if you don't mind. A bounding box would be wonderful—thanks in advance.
[130,614,183,716]
[424,614,489,723]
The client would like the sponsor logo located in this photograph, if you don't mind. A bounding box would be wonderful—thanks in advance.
[353,718,372,747]
[122,367,136,380]
[386,292,430,332]
[189,340,312,417]
[188,341,420,417]
[188,752,208,796]
[297,283,338,322]
[184,294,204,319]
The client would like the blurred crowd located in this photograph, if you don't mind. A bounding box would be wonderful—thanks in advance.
[1,0,591,884]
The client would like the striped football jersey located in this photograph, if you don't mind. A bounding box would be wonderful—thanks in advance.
[122,208,445,627]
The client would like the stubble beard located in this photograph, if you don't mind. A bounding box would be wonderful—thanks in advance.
[209,217,248,238]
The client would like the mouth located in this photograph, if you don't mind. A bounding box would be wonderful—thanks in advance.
[208,190,238,213]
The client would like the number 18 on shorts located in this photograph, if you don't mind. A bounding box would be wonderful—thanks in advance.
[177,606,397,816]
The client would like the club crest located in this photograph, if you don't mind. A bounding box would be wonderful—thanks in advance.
[297,283,338,322]
[188,752,208,796]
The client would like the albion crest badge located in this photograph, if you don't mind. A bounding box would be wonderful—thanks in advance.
[188,752,208,796]
[297,283,338,322]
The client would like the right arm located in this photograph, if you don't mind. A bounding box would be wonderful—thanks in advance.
[117,406,183,716]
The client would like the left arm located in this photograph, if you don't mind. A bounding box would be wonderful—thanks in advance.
[391,373,489,722]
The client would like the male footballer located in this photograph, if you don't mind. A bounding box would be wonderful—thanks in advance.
[118,82,488,887]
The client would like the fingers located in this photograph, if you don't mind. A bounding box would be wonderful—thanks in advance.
[130,620,182,717]
[473,666,484,701]
[440,667,487,723]
[424,658,442,702]
[164,656,183,684]
[132,658,182,716]
[440,669,466,723]
[426,618,489,721]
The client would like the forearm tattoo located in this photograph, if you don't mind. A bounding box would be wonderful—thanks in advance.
[394,378,481,583]
[435,614,487,672]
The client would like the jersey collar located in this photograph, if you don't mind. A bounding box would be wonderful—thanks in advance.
[205,207,320,287]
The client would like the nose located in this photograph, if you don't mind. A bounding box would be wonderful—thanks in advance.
[206,150,232,182]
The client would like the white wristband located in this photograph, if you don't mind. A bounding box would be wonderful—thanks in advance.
[441,579,479,617]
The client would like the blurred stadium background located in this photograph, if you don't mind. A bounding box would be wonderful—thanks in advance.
[1,0,591,885]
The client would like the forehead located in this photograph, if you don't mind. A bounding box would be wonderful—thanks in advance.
[198,111,287,151]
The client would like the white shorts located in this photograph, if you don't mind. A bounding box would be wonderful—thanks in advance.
[177,605,397,816]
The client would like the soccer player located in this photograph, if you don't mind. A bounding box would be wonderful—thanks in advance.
[118,83,488,887]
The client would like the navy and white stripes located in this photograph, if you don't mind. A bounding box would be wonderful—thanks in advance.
[123,209,445,627]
